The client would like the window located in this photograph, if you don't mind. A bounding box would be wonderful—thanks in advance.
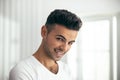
[66,16,117,80]
[80,20,110,80]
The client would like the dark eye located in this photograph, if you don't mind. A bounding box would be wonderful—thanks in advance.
[68,42,74,46]
[56,37,64,42]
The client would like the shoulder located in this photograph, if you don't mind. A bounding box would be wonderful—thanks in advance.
[9,56,36,80]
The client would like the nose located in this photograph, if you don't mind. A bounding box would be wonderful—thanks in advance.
[60,43,70,51]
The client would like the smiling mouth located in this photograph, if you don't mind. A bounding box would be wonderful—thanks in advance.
[56,52,63,56]
[54,49,64,57]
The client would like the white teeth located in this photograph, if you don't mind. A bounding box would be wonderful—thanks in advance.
[56,51,62,54]
[55,49,64,56]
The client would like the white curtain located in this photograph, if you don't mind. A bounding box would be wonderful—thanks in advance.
[0,0,42,80]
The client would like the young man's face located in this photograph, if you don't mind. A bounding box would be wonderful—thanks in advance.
[42,24,78,61]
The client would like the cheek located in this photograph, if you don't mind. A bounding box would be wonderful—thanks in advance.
[46,37,58,48]
[47,40,59,48]
[48,39,60,49]
[67,46,71,51]
[46,35,61,49]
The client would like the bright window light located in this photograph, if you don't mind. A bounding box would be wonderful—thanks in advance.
[67,19,111,80]
[113,16,117,80]
[80,20,110,80]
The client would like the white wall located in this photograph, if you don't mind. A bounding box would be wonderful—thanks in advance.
[0,0,42,80]
[41,0,120,18]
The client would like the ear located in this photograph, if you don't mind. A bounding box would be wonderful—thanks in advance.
[41,26,47,38]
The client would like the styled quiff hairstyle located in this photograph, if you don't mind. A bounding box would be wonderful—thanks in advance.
[45,9,82,32]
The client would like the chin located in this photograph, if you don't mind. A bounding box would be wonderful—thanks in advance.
[54,58,61,61]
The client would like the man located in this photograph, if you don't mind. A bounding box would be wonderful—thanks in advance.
[9,9,82,80]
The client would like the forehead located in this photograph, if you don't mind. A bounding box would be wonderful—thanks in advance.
[50,24,78,40]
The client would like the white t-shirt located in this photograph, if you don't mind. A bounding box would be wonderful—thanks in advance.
[9,56,72,80]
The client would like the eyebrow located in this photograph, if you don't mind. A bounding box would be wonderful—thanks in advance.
[56,35,75,42]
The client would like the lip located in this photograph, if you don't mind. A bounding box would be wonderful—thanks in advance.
[54,49,64,57]
[55,52,64,57]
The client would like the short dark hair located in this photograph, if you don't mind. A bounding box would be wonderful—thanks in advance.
[45,9,82,32]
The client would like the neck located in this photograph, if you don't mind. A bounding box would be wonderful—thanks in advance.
[33,44,58,74]
[33,46,56,66]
